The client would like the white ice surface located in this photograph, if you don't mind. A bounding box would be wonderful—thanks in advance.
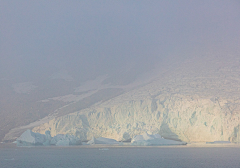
[16,130,81,146]
[51,134,82,146]
[16,129,46,146]
[131,133,186,146]
[87,137,119,145]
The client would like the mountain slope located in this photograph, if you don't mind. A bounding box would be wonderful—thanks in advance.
[31,52,240,142]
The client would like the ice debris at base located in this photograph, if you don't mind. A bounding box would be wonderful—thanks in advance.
[17,129,47,146]
[50,134,81,146]
[87,137,119,145]
[131,133,187,146]
[16,129,81,146]
[17,130,187,146]
[206,141,231,144]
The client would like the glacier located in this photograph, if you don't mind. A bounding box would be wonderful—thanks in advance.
[17,55,240,143]
[32,85,240,143]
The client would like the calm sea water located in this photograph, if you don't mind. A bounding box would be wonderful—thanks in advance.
[1,146,240,168]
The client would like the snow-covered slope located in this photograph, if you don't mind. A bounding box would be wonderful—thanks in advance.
[32,53,240,142]
[2,66,159,141]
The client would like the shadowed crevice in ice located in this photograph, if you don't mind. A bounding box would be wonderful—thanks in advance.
[159,122,181,141]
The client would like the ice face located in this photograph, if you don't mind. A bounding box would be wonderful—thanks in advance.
[56,139,70,146]
[87,137,119,145]
[16,129,46,146]
[50,134,82,146]
[131,133,186,146]
[16,130,81,146]
[50,134,65,145]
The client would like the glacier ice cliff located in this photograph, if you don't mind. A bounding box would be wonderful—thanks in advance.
[32,93,240,143]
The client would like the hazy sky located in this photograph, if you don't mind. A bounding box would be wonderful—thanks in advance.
[1,0,240,82]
